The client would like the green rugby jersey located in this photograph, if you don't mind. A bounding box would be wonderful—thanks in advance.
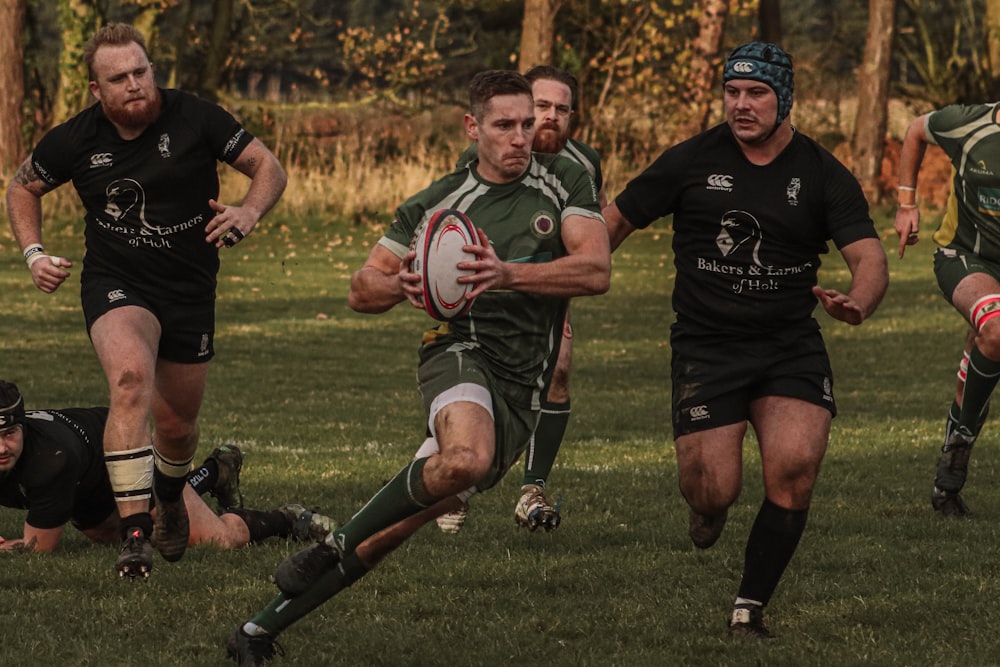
[379,155,603,402]
[926,103,1000,260]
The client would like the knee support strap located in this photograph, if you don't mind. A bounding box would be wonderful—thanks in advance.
[970,295,1000,332]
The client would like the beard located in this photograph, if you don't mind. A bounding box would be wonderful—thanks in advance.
[102,89,162,132]
[533,123,570,154]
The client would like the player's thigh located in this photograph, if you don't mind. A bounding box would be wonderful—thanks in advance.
[935,247,1000,317]
[89,306,160,386]
[751,396,831,508]
[675,422,748,506]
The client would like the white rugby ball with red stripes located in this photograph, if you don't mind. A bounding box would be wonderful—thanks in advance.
[410,208,478,321]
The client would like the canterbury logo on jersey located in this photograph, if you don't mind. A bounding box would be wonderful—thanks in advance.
[706,174,733,191]
[90,153,113,168]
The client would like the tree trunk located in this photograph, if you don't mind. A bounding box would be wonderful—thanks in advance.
[675,0,731,139]
[198,0,236,101]
[53,0,100,123]
[988,0,1000,96]
[758,0,782,44]
[519,0,560,72]
[851,0,896,204]
[0,0,26,173]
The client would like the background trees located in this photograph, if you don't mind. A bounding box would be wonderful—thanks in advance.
[0,0,26,173]
[2,0,999,204]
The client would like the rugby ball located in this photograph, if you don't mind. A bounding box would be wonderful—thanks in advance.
[410,209,478,321]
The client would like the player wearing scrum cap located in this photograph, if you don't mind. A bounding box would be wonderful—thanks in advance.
[602,42,888,637]
[0,380,333,567]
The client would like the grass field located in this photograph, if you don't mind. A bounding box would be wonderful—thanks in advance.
[1,209,997,666]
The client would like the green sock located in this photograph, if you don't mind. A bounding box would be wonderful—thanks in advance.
[522,400,570,487]
[333,456,437,553]
[249,552,368,636]
[959,349,1000,433]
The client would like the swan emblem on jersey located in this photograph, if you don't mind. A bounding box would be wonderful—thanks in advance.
[716,209,768,268]
[104,178,155,235]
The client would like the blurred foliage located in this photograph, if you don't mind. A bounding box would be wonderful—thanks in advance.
[16,0,1000,174]
[896,0,998,105]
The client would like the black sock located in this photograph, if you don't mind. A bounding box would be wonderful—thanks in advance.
[154,467,189,503]
[186,460,219,496]
[737,498,809,606]
[228,509,293,543]
[959,348,1000,433]
[121,512,154,541]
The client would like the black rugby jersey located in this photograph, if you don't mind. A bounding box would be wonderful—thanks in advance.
[0,408,108,529]
[31,89,254,301]
[616,124,878,335]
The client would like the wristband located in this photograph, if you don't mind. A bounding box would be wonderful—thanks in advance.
[898,204,917,209]
[22,244,45,265]
[26,252,51,268]
[897,185,916,191]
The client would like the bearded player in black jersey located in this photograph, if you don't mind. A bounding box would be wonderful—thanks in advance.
[5,24,287,578]
[603,42,888,638]
[0,381,332,565]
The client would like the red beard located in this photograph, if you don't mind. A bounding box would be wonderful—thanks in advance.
[533,125,569,154]
[102,90,162,133]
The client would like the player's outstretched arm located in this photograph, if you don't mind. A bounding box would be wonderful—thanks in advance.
[349,244,422,314]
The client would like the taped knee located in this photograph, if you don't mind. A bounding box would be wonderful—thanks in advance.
[105,447,154,502]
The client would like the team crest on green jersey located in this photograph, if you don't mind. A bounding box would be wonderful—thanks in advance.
[530,211,558,239]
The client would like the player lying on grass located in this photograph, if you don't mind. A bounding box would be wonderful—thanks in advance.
[0,380,333,572]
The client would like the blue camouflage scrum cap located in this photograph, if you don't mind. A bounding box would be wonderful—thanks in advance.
[0,381,25,429]
[723,41,794,123]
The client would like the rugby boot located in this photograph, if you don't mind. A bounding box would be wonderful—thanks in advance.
[116,526,153,580]
[277,504,336,542]
[152,490,190,562]
[209,444,244,512]
[728,604,774,640]
[435,503,469,534]
[226,626,284,666]
[514,484,561,531]
[932,426,975,516]
[273,540,341,597]
[689,507,729,549]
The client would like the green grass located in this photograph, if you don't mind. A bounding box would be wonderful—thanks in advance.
[1,212,997,666]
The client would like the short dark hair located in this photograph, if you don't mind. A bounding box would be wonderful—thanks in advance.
[84,23,151,81]
[468,70,532,120]
[524,65,578,108]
